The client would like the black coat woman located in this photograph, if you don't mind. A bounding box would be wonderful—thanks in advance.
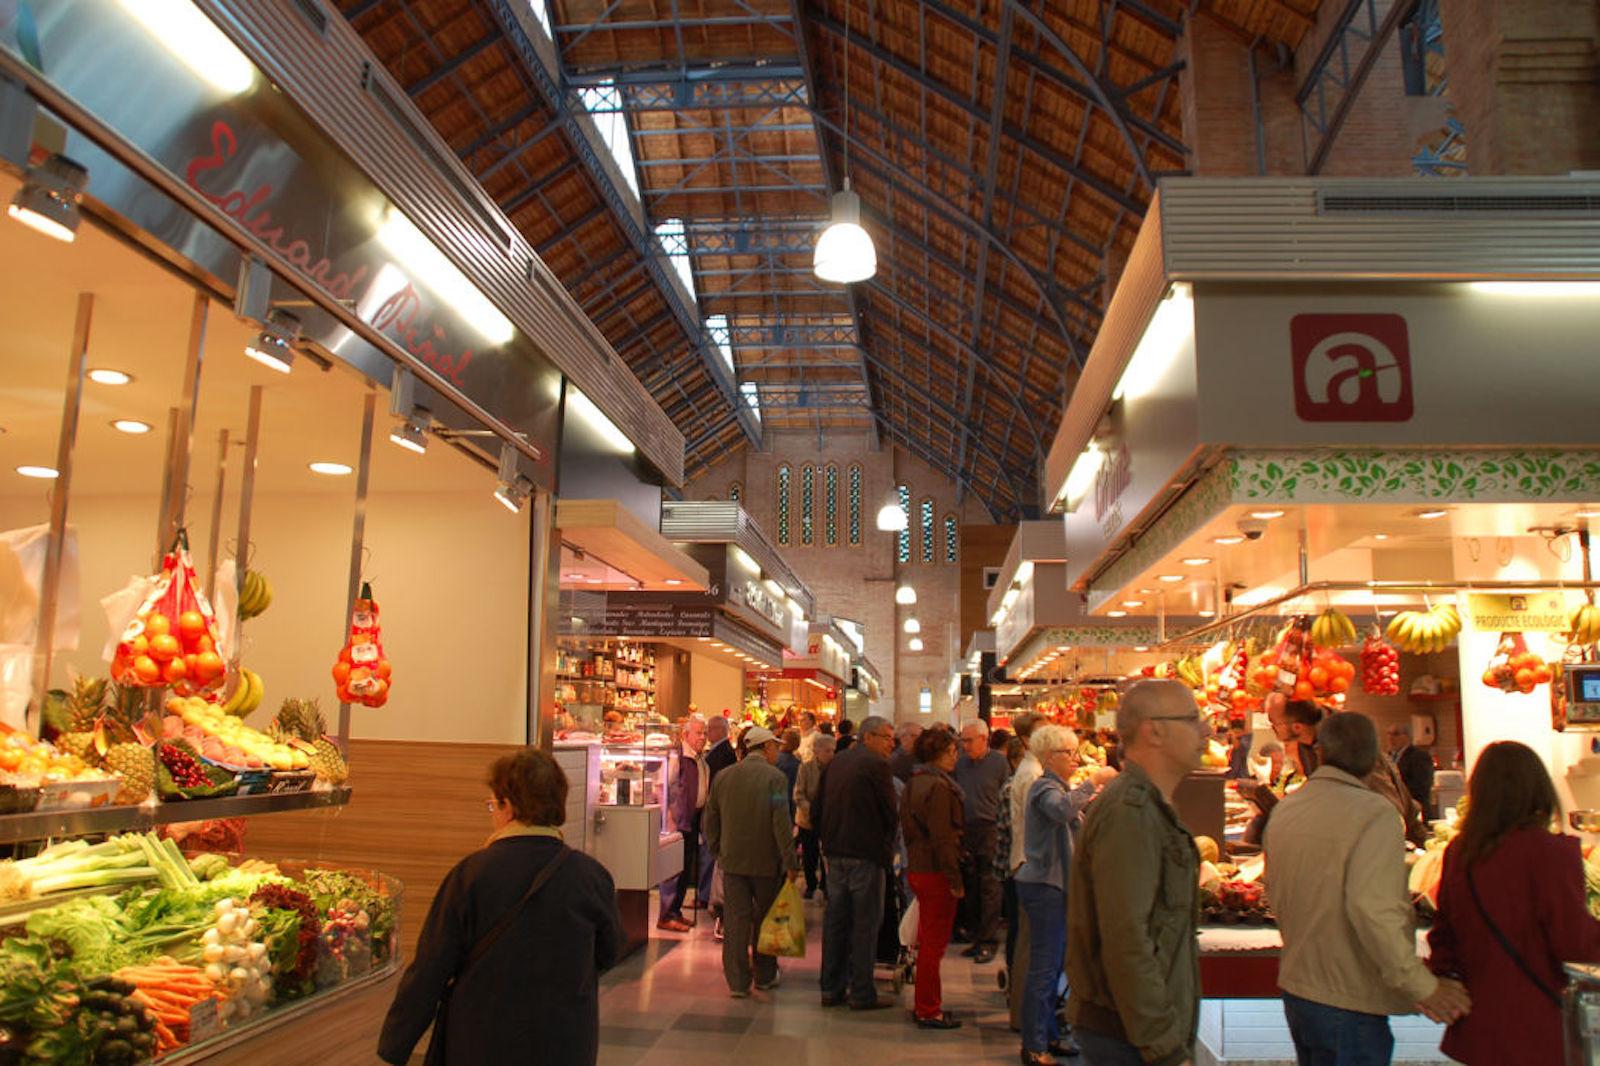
[379,748,624,1065]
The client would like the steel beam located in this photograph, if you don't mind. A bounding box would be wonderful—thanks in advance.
[1296,0,1420,174]
[408,31,500,98]
[485,0,761,447]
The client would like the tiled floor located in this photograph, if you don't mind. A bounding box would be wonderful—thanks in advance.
[597,896,1026,1066]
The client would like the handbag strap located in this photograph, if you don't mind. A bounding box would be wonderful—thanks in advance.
[454,845,571,985]
[1466,863,1561,1007]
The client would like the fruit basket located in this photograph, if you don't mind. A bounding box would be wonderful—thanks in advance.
[0,782,43,814]
[155,739,239,800]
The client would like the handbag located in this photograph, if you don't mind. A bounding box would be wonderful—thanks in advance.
[1467,864,1562,1007]
[423,846,572,1065]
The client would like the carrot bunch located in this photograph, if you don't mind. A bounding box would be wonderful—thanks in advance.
[114,957,216,1054]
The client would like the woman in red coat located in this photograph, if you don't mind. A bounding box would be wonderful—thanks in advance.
[1427,741,1600,1065]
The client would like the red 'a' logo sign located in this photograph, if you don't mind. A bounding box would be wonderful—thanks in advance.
[1290,313,1414,422]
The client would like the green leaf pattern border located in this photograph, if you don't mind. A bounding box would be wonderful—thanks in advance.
[1091,448,1600,604]
[1011,625,1163,671]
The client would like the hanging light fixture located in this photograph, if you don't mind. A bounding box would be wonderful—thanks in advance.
[244,309,300,374]
[8,154,89,243]
[493,442,532,513]
[903,618,921,634]
[908,637,924,652]
[876,491,907,532]
[894,584,917,605]
[813,8,875,283]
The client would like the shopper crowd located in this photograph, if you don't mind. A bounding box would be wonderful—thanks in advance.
[383,682,1600,1066]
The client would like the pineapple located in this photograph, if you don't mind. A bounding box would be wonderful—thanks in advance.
[57,675,109,764]
[271,698,348,784]
[64,679,158,804]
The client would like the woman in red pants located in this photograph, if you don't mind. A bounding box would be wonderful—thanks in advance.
[902,726,965,1030]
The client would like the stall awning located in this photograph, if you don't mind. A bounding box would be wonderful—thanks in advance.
[557,499,710,591]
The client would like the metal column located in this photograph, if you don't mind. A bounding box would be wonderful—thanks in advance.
[527,487,561,750]
[29,292,93,730]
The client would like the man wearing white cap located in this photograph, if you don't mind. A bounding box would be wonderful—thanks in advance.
[705,725,799,997]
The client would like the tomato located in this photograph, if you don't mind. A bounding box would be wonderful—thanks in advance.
[178,611,206,643]
[1534,665,1553,685]
[133,656,162,684]
[149,634,182,662]
[1308,666,1330,688]
[162,657,188,684]
[184,653,199,677]
[1514,668,1536,689]
[1329,675,1350,693]
[127,634,149,658]
[144,614,171,638]
[332,661,351,686]
[1293,680,1315,700]
[374,659,392,681]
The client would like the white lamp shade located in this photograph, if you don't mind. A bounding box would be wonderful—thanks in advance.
[903,618,921,634]
[894,585,917,605]
[908,638,924,652]
[813,189,876,283]
[876,503,907,532]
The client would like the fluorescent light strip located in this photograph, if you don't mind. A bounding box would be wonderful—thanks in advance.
[375,210,515,345]
[116,0,255,95]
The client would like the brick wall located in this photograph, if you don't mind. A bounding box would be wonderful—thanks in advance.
[686,433,988,724]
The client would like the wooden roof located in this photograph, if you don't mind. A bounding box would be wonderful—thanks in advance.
[335,0,1325,518]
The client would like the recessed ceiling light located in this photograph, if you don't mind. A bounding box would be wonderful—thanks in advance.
[665,578,684,586]
[1373,533,1390,540]
[308,461,352,476]
[111,419,151,434]
[1137,588,1155,595]
[1182,557,1211,566]
[563,573,585,580]
[16,465,58,479]
[1122,600,1144,608]
[1198,609,1216,618]
[1107,610,1127,618]
[1212,534,1245,546]
[1417,509,1448,520]
[1158,574,1184,583]
[87,368,132,386]
[1250,509,1285,520]
[1575,509,1600,519]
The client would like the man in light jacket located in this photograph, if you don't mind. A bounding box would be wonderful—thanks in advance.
[1265,711,1470,1062]
[705,726,798,998]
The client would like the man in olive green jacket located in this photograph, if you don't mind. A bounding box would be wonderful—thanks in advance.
[1066,680,1207,1066]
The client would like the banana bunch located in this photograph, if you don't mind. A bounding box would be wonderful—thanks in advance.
[239,569,274,621]
[1310,609,1358,648]
[1175,656,1206,689]
[1385,604,1462,654]
[221,666,265,717]
[1571,604,1600,646]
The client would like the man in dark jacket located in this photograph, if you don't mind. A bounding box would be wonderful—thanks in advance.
[890,720,923,783]
[659,714,710,932]
[1387,723,1435,817]
[954,718,1009,963]
[815,714,898,1010]
[705,726,798,996]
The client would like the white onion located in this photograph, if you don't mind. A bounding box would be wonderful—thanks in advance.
[202,928,221,946]
[242,918,259,939]
[248,943,268,963]
[202,944,225,963]
[229,966,250,986]
[204,963,224,984]
[217,911,240,936]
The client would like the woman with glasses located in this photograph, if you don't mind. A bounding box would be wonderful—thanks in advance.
[379,749,624,1065]
[1017,725,1117,1066]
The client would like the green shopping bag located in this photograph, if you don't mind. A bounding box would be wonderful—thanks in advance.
[757,878,807,957]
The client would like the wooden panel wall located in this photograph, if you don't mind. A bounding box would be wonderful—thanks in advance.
[241,739,523,960]
[960,524,1017,647]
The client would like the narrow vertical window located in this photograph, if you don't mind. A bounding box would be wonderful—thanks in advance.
[944,515,958,564]
[801,465,815,546]
[824,465,839,547]
[776,465,791,545]
[918,687,932,714]
[848,465,863,546]
[896,485,911,564]
[920,499,935,564]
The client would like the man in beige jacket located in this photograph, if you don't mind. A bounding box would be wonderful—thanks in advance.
[1265,711,1470,1064]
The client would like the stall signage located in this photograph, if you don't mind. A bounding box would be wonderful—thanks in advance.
[568,601,716,638]
[1466,592,1581,634]
[1290,314,1414,423]
[0,1,562,486]
[731,579,787,631]
[1094,441,1133,537]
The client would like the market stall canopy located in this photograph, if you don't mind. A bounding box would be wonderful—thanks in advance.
[556,499,710,591]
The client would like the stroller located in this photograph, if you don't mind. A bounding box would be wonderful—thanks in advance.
[875,860,915,992]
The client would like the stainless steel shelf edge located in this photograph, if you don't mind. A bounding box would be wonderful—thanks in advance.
[0,788,353,845]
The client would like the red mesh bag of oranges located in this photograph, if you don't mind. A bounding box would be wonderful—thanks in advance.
[332,583,391,708]
[110,530,227,695]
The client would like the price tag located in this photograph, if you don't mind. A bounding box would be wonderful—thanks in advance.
[188,997,222,1041]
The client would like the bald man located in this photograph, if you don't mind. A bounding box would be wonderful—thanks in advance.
[954,719,1008,962]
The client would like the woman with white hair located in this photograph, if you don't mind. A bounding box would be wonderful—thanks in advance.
[1017,725,1116,1065]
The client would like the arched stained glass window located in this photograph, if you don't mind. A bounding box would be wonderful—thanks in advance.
[800,465,815,546]
[944,515,959,564]
[729,482,742,503]
[920,499,936,564]
[776,465,791,545]
[847,465,863,546]
[896,485,911,564]
[824,465,839,546]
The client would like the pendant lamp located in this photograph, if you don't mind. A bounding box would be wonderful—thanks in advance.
[813,181,875,283]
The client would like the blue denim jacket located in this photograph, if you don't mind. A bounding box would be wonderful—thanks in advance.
[1014,770,1096,892]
